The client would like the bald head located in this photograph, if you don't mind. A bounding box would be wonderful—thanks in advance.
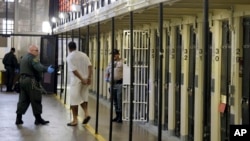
[28,45,39,56]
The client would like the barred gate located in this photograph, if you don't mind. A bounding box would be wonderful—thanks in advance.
[122,30,150,122]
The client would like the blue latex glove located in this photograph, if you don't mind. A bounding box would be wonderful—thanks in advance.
[47,65,55,73]
[15,69,19,74]
[105,78,109,82]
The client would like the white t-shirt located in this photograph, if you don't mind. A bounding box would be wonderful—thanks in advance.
[66,50,92,86]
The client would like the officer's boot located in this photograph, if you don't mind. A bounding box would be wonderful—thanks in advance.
[112,112,118,122]
[15,114,23,125]
[34,114,49,125]
[116,112,123,123]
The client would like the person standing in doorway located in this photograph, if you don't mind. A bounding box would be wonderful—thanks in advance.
[66,41,92,126]
[2,48,19,92]
[105,49,123,123]
[15,45,55,125]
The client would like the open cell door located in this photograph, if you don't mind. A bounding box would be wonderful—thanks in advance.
[40,35,58,94]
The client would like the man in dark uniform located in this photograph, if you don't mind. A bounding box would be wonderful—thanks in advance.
[2,48,18,92]
[15,45,55,125]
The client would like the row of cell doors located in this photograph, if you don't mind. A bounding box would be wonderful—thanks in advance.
[152,18,250,141]
[39,18,250,141]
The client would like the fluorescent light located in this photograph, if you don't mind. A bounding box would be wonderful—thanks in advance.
[59,12,68,19]
[5,0,14,2]
[51,17,57,23]
[71,4,81,12]
[4,0,21,3]
[42,21,51,33]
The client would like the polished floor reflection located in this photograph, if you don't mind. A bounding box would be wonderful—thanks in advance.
[0,91,177,141]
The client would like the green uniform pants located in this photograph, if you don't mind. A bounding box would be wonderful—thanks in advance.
[16,76,43,115]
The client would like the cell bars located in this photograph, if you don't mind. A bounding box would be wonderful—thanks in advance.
[122,30,150,122]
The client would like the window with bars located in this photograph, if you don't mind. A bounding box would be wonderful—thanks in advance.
[2,19,14,34]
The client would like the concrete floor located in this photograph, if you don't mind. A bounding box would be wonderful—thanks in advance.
[0,90,178,141]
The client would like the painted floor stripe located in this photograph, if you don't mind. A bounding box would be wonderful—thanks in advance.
[54,95,106,141]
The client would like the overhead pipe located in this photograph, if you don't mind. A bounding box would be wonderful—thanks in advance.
[0,33,56,37]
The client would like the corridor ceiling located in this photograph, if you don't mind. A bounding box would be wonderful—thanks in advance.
[0,0,250,36]
[66,0,250,37]
[0,0,46,20]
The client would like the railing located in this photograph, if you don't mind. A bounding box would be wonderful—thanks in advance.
[56,0,120,26]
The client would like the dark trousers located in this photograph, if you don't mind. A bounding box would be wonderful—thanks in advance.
[5,66,15,91]
[16,77,42,115]
[112,83,123,113]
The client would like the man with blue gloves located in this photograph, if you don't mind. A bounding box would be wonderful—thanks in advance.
[15,45,55,125]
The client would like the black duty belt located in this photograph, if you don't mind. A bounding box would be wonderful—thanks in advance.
[20,73,34,78]
[113,79,123,84]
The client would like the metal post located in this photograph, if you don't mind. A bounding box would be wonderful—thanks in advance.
[81,0,84,16]
[5,0,8,34]
[60,34,64,99]
[78,28,81,51]
[86,25,90,55]
[203,0,211,140]
[158,3,163,141]
[129,11,134,141]
[95,22,100,134]
[109,17,115,141]
[64,32,68,104]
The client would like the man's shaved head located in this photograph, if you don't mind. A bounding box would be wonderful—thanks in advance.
[28,45,39,56]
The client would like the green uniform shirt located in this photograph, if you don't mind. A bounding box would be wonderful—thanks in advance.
[20,53,47,81]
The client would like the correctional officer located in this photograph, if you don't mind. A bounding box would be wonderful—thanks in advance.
[15,45,55,125]
[2,48,18,92]
[105,49,123,123]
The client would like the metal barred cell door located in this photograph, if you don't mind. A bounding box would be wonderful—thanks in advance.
[122,30,150,121]
[188,26,196,141]
[242,18,250,124]
[220,21,231,141]
[175,27,182,137]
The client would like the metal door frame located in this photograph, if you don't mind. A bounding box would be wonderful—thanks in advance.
[220,20,231,141]
[187,25,196,141]
[242,17,250,124]
[40,35,58,94]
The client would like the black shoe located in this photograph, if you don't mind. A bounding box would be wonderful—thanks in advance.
[35,118,49,125]
[112,117,118,122]
[82,116,91,124]
[116,119,123,123]
[15,119,23,125]
[15,114,23,125]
